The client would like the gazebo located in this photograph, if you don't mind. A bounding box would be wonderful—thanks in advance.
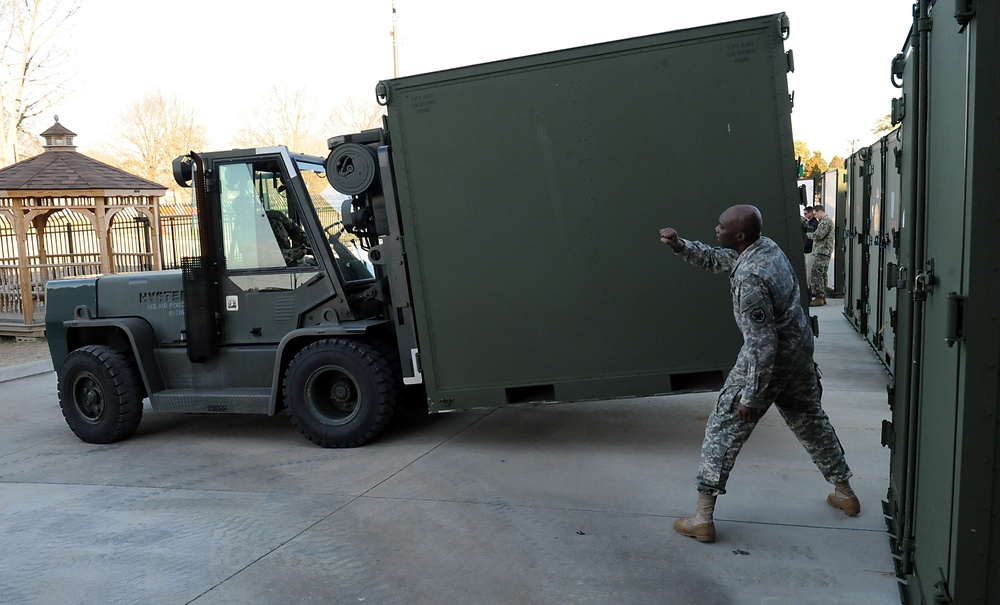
[0,118,167,337]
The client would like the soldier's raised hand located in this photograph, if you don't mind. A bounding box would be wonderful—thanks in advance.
[659,227,685,252]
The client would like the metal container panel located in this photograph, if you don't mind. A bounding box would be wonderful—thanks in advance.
[887,2,1000,603]
[843,151,867,331]
[866,137,887,349]
[381,15,801,412]
[878,128,902,375]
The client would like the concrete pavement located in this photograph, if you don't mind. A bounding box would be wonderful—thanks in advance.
[0,302,899,605]
[0,358,51,383]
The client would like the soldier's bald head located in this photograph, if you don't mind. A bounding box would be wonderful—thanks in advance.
[718,205,762,251]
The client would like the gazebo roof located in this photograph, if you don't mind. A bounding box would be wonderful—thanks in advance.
[39,121,77,138]
[0,118,166,193]
[0,150,166,191]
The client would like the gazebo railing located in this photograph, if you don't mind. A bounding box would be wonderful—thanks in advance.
[0,264,24,315]
[0,257,103,323]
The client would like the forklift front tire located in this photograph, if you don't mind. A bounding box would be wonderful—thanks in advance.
[57,345,144,444]
[283,339,397,447]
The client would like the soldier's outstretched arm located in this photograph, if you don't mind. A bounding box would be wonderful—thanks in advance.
[659,227,737,273]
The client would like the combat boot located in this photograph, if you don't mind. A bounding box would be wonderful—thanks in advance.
[827,481,861,516]
[809,295,826,307]
[673,492,717,542]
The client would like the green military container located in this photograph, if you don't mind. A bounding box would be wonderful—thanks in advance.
[842,150,862,329]
[875,129,902,375]
[375,14,803,413]
[884,1,1000,602]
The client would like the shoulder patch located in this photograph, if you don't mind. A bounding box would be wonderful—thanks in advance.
[739,289,764,313]
[738,287,772,325]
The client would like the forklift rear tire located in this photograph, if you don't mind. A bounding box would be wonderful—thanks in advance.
[284,339,398,447]
[57,345,144,444]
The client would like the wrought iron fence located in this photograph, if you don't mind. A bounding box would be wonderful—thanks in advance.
[0,208,160,325]
[1,203,335,326]
[160,214,198,270]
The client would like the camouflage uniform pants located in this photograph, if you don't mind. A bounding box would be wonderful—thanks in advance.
[696,362,852,496]
[810,253,831,297]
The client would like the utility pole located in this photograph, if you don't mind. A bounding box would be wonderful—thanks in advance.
[391,0,399,77]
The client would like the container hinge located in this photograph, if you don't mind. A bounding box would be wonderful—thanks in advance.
[789,90,795,111]
[890,53,905,89]
[891,95,905,124]
[886,382,896,411]
[375,81,390,106]
[886,262,899,289]
[881,419,894,448]
[954,0,975,31]
[945,292,966,347]
[785,49,795,73]
[934,568,953,604]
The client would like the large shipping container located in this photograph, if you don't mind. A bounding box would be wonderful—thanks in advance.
[378,15,804,412]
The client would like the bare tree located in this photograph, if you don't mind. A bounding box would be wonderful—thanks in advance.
[232,85,330,157]
[326,95,385,137]
[92,90,208,203]
[0,0,81,166]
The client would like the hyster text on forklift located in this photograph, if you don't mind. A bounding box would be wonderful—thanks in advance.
[46,14,806,447]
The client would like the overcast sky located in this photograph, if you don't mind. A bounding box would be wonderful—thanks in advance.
[55,0,914,160]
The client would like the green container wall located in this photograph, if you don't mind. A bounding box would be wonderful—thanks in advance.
[886,1,1000,603]
[380,15,802,412]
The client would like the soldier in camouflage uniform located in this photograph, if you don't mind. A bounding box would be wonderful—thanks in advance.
[266,209,312,266]
[806,204,834,306]
[659,204,858,543]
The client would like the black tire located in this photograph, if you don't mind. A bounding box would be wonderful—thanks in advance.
[57,345,144,444]
[283,339,397,447]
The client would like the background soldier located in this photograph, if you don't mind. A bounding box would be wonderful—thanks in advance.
[806,204,834,306]
[658,204,858,543]
[802,206,818,289]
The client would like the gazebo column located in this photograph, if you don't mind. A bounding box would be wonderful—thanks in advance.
[149,198,162,270]
[12,198,34,326]
[95,195,112,274]
[31,213,49,279]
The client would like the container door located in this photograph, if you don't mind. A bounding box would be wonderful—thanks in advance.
[879,129,902,374]
[849,148,871,335]
[866,138,886,350]
[907,14,970,602]
[843,153,863,329]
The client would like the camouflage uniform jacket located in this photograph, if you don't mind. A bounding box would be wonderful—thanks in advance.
[806,215,834,257]
[266,210,309,265]
[678,236,814,409]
